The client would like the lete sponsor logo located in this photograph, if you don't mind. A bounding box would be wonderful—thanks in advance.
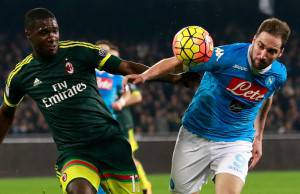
[226,78,268,101]
[97,77,113,90]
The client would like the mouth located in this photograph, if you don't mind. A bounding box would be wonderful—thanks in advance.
[254,58,268,69]
[47,44,58,52]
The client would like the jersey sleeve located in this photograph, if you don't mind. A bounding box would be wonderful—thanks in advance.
[70,41,122,71]
[275,63,287,90]
[95,47,122,72]
[3,73,24,107]
[189,45,232,73]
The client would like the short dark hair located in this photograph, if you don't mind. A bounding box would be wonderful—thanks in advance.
[24,8,56,29]
[256,18,291,48]
[95,40,119,52]
[95,40,113,48]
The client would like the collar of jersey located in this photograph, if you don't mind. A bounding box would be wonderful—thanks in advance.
[32,48,65,65]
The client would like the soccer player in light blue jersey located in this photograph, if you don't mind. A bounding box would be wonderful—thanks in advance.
[124,18,291,194]
[95,41,153,194]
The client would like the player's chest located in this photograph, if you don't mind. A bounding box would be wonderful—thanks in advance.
[22,59,93,97]
[216,68,276,102]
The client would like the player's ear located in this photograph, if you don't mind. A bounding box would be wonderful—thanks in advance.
[25,29,31,40]
[278,48,284,58]
[252,35,257,44]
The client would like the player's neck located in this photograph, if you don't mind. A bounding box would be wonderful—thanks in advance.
[33,50,56,63]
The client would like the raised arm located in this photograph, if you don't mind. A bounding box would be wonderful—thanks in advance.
[129,56,181,83]
[0,104,16,143]
[249,96,273,170]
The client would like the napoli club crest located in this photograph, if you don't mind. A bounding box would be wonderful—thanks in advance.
[65,59,74,74]
[265,76,275,87]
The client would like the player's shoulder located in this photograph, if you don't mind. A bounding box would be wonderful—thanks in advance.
[9,54,34,76]
[271,60,287,81]
[216,42,250,53]
[6,54,34,86]
[212,42,249,64]
[59,40,99,50]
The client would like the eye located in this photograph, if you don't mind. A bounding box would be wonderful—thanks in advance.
[257,42,264,49]
[267,49,278,55]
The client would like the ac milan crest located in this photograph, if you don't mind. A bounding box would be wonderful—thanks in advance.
[62,172,68,182]
[65,61,74,74]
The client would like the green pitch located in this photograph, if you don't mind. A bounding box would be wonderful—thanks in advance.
[0,171,299,194]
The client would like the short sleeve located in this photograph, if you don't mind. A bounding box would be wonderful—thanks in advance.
[60,41,122,71]
[83,43,122,71]
[3,73,24,107]
[189,46,227,73]
[275,63,287,90]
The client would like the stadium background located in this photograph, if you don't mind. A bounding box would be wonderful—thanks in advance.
[0,0,300,193]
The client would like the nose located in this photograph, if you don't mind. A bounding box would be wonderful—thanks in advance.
[259,49,267,59]
[48,32,58,42]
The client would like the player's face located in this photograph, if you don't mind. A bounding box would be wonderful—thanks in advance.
[110,49,120,57]
[26,18,59,58]
[97,44,110,51]
[251,32,283,70]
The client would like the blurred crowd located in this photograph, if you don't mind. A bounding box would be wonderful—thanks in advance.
[1,23,300,136]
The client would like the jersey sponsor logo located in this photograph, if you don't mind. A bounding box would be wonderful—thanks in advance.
[229,99,246,112]
[97,77,113,90]
[226,77,268,102]
[33,78,43,87]
[215,47,224,61]
[233,64,248,72]
[42,81,87,108]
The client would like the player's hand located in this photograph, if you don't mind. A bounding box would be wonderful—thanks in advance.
[122,74,145,92]
[178,72,201,88]
[112,101,124,111]
[249,137,263,170]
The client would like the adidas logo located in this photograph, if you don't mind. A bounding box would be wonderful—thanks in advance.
[33,78,42,87]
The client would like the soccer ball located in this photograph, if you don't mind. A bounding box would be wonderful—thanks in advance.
[172,26,214,71]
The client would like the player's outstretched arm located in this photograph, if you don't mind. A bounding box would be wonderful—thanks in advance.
[116,60,149,75]
[122,56,182,84]
[140,56,182,82]
[117,57,187,84]
[0,104,16,143]
[249,96,273,170]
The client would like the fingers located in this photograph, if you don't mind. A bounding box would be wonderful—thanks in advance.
[112,102,122,111]
[248,153,262,170]
[122,76,130,93]
[122,74,145,93]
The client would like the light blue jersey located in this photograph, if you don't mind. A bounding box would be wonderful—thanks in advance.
[95,69,123,118]
[182,43,286,142]
[95,70,123,194]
